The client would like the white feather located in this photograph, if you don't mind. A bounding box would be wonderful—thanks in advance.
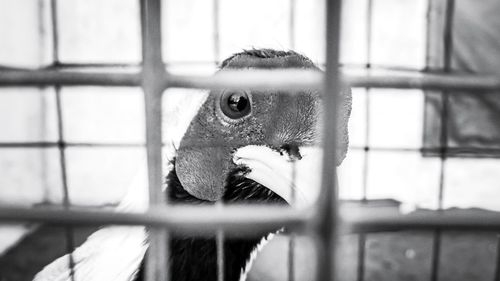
[233,145,323,209]
[35,89,210,281]
[239,232,278,281]
[163,89,210,165]
[34,165,149,281]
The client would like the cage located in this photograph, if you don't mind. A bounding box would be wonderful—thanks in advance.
[1,0,500,281]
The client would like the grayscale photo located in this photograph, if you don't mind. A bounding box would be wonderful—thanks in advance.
[0,0,498,280]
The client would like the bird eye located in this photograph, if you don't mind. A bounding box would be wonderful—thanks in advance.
[220,91,251,119]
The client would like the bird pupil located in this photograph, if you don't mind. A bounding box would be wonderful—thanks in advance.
[228,94,248,112]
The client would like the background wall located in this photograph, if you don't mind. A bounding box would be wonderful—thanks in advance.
[0,0,428,250]
[0,0,433,207]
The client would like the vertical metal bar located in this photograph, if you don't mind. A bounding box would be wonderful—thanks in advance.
[357,0,374,280]
[216,229,225,281]
[356,235,366,281]
[430,231,442,281]
[55,86,76,281]
[50,0,76,279]
[140,0,169,280]
[289,0,296,49]
[494,235,500,281]
[213,0,221,65]
[50,0,59,63]
[212,2,225,280]
[431,1,455,281]
[316,0,342,280]
[287,0,297,276]
[288,160,297,281]
[38,0,50,204]
[288,234,295,281]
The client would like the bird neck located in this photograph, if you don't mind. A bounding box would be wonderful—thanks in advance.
[135,166,284,281]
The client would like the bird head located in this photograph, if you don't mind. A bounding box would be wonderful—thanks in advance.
[175,49,351,202]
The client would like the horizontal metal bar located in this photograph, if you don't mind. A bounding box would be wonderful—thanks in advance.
[347,72,500,91]
[0,70,141,87]
[349,145,500,156]
[48,63,141,69]
[343,209,500,233]
[1,205,500,235]
[167,70,323,91]
[0,62,429,73]
[0,142,145,148]
[2,142,500,157]
[166,71,500,92]
[2,68,500,91]
[0,205,310,237]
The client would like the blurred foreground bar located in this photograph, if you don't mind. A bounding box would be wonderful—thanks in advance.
[1,205,500,235]
[1,67,500,91]
[0,69,141,86]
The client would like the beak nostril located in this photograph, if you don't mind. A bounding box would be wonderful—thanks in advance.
[280,144,302,160]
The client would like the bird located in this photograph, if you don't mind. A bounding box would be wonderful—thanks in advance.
[0,48,351,281]
[142,48,352,281]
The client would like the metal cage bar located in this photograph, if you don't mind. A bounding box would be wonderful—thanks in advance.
[357,0,375,279]
[50,0,76,279]
[213,0,221,65]
[3,68,500,92]
[3,204,500,234]
[315,0,343,280]
[288,3,297,279]
[5,142,500,157]
[495,236,500,281]
[430,0,456,280]
[0,205,310,235]
[211,3,225,280]
[140,0,169,280]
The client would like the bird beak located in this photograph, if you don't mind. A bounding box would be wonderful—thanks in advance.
[176,145,232,201]
[233,145,323,209]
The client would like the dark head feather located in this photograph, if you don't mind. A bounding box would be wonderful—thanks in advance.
[174,48,350,202]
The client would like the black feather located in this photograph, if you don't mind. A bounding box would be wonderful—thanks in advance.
[135,162,286,281]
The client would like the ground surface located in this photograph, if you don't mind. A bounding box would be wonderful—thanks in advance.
[249,208,500,281]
